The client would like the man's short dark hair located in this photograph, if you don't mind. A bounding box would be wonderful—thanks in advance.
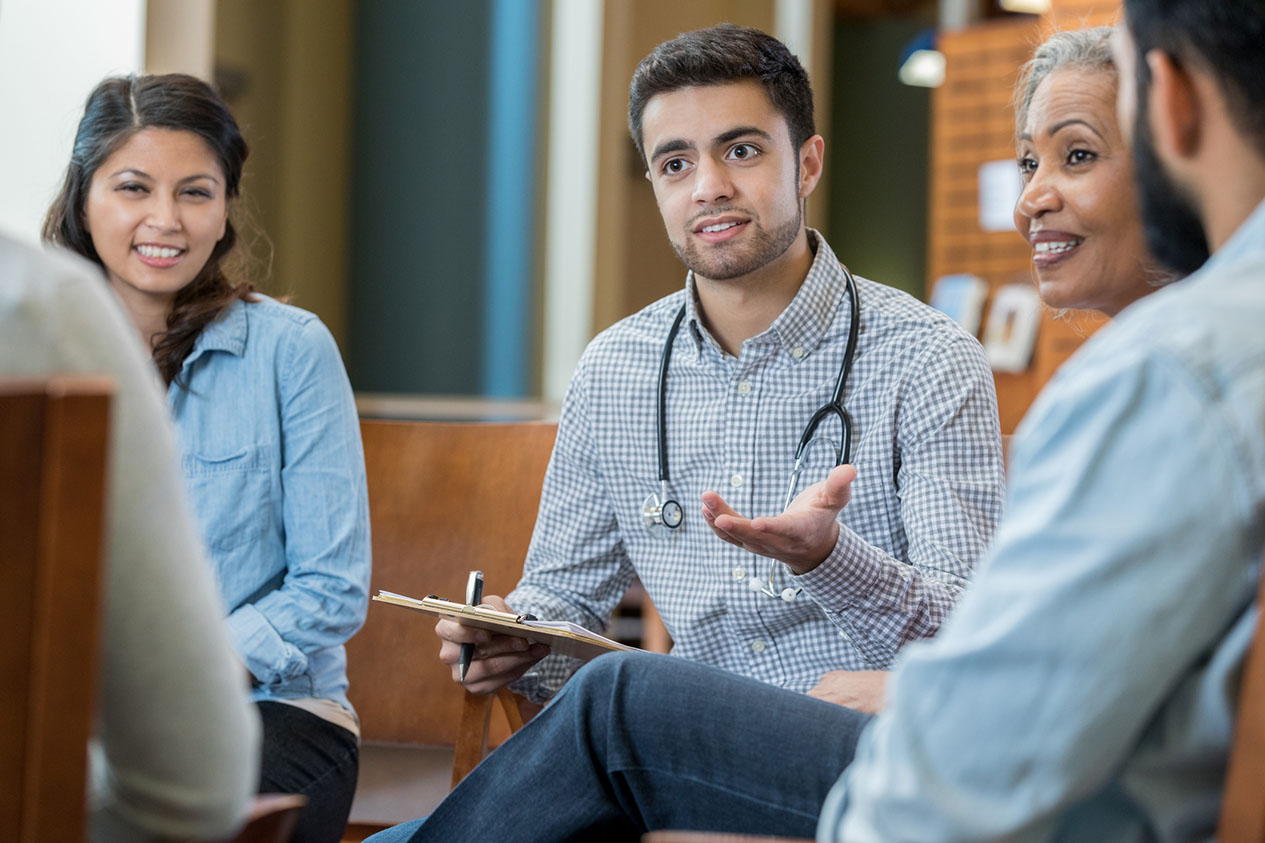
[1124,0,1265,158]
[627,23,815,165]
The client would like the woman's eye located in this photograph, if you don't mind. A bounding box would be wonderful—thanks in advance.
[1017,157,1037,178]
[183,188,213,199]
[117,182,147,194]
[728,143,759,160]
[1067,148,1097,165]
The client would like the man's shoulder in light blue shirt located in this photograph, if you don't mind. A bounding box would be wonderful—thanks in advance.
[822,201,1265,842]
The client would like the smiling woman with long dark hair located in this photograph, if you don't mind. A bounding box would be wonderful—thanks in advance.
[44,73,370,843]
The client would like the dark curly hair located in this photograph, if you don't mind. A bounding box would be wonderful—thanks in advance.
[42,73,254,387]
[628,23,815,165]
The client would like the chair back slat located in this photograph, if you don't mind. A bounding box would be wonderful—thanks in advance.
[0,377,111,843]
[346,420,557,747]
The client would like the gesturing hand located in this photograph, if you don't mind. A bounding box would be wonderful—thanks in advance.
[700,463,857,574]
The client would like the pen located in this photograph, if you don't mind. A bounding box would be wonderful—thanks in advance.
[458,570,484,682]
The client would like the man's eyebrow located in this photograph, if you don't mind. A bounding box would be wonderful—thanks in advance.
[713,126,774,146]
[650,138,693,164]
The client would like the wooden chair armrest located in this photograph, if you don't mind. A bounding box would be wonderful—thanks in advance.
[217,793,307,843]
[512,689,543,727]
[452,686,537,786]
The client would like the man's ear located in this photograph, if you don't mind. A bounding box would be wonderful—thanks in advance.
[799,134,825,198]
[1146,49,1202,161]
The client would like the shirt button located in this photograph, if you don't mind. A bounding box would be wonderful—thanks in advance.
[732,566,747,580]
[791,346,804,359]
[730,473,743,487]
[750,639,767,654]
[737,380,752,395]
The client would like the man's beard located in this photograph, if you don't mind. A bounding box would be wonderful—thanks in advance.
[1133,97,1210,277]
[672,203,802,281]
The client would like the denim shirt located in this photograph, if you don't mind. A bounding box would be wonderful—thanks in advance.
[169,295,370,714]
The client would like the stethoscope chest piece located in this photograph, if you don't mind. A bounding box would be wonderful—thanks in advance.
[642,491,683,533]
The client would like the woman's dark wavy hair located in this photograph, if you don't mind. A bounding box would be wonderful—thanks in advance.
[42,73,254,387]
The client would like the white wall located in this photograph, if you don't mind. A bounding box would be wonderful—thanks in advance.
[0,0,145,244]
[541,0,604,404]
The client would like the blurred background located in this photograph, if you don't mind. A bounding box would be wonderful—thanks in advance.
[0,0,1118,431]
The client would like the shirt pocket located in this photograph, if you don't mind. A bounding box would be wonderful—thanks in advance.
[182,446,273,553]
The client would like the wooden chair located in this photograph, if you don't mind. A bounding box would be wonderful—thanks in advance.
[1218,550,1265,842]
[222,794,307,843]
[343,420,558,836]
[0,377,112,843]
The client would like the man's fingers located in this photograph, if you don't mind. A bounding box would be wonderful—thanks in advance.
[701,490,742,519]
[436,618,486,645]
[439,632,532,665]
[716,513,787,547]
[454,644,550,692]
[480,595,513,613]
[817,464,857,507]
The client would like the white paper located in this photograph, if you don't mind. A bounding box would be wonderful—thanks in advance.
[930,273,989,336]
[978,159,1023,232]
[522,619,626,649]
[983,284,1043,372]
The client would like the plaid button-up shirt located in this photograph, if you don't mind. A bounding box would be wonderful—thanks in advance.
[510,232,1004,702]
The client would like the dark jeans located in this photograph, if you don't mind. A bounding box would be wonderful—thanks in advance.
[257,701,359,843]
[366,650,871,842]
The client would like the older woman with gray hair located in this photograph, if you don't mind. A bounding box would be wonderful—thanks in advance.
[1013,25,1176,316]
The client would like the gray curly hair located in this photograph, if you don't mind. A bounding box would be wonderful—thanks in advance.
[1014,26,1116,140]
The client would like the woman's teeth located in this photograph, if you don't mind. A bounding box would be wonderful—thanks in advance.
[1034,238,1082,254]
[136,245,182,259]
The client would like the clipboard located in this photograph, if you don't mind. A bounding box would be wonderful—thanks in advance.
[372,590,637,662]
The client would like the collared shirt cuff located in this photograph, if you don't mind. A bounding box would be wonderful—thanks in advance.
[794,525,882,610]
[226,603,305,685]
[509,669,559,705]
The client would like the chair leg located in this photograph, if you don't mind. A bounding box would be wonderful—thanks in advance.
[495,686,525,732]
[452,691,495,787]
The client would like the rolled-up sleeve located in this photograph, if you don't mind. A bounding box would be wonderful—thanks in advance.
[797,334,1003,666]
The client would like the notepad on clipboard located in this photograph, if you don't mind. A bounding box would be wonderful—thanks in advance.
[373,590,637,662]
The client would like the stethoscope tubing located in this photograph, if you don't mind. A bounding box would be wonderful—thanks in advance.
[656,266,860,488]
[647,266,861,600]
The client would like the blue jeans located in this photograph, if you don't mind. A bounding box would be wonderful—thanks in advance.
[366,650,871,842]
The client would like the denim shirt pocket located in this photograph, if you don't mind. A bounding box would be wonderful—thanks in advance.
[182,446,273,553]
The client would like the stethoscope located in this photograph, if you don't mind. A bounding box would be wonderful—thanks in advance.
[642,266,861,603]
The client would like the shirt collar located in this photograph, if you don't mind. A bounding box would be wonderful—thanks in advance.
[182,297,248,370]
[1202,195,1265,273]
[682,229,851,362]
